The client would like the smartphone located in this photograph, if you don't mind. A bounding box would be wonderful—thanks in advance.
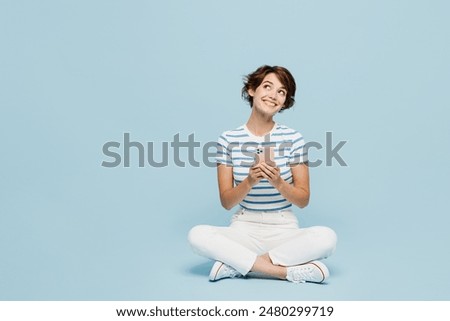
[255,147,275,166]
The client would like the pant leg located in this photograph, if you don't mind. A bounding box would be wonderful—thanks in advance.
[187,224,260,275]
[268,226,337,267]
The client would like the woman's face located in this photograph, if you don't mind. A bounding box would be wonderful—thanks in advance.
[248,73,287,117]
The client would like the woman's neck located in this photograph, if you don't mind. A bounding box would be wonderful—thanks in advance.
[245,110,275,137]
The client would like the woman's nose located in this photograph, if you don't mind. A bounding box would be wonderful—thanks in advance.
[268,89,277,99]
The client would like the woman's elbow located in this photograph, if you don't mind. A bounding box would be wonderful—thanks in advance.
[220,196,233,210]
[298,199,309,208]
[297,193,310,208]
[223,204,233,210]
[222,201,235,210]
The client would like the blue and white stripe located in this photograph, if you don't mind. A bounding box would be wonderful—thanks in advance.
[216,124,307,212]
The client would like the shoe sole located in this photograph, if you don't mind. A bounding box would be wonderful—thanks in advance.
[309,261,329,283]
[209,261,224,281]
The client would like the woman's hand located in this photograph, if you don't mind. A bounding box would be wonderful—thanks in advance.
[258,162,283,188]
[247,163,264,187]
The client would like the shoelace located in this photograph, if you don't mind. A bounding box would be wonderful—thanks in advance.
[223,265,242,278]
[289,266,313,283]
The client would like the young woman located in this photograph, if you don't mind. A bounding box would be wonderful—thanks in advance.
[188,65,337,283]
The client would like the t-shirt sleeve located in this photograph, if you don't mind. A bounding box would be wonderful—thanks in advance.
[216,133,232,166]
[288,132,308,165]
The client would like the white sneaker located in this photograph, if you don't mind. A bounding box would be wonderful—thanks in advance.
[286,261,329,284]
[209,261,243,281]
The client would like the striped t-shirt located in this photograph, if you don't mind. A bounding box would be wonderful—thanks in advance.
[216,123,308,212]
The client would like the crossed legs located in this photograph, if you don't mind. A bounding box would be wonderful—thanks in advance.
[188,223,337,280]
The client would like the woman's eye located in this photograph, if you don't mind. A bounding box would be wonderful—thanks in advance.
[278,91,286,96]
[264,85,271,90]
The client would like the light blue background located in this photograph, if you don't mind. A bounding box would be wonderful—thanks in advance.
[1,0,449,300]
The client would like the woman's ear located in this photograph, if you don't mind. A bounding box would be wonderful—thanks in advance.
[248,88,255,97]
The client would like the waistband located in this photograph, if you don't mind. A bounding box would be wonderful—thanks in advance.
[233,207,298,225]
[238,207,293,214]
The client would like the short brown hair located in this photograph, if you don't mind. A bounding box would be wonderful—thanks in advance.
[241,65,296,112]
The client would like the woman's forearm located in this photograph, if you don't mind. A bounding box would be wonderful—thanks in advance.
[275,180,310,208]
[220,178,254,210]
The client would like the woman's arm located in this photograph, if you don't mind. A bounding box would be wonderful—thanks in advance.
[217,163,263,210]
[259,162,310,208]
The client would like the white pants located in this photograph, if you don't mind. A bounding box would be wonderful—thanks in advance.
[188,208,337,275]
